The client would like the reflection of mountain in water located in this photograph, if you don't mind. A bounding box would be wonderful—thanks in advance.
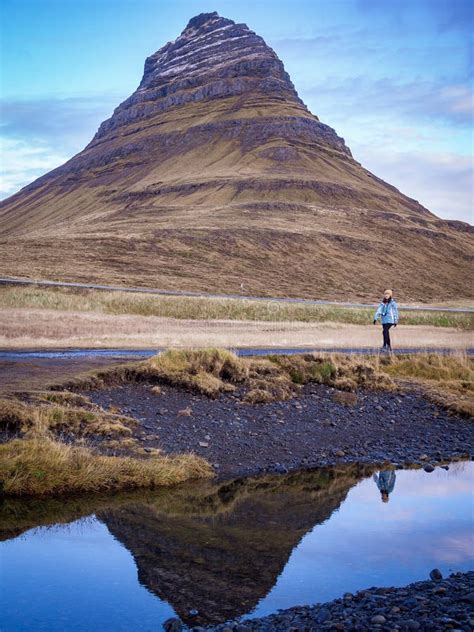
[99,467,370,625]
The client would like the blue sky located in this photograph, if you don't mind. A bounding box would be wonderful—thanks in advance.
[1,0,472,221]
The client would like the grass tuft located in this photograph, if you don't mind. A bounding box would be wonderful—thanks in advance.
[381,352,474,417]
[142,348,248,398]
[0,396,137,438]
[0,436,212,497]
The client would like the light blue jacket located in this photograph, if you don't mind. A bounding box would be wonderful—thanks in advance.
[373,471,396,494]
[374,300,399,325]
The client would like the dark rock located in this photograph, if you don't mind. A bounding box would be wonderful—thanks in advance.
[429,568,443,581]
[163,618,183,632]
[317,607,331,623]
[423,464,435,473]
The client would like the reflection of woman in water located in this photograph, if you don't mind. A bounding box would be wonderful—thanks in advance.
[373,470,396,503]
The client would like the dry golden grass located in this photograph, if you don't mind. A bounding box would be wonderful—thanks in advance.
[1,285,472,329]
[142,348,248,397]
[0,436,212,497]
[137,350,473,415]
[380,352,474,417]
[62,349,395,404]
[0,394,137,438]
[47,349,473,417]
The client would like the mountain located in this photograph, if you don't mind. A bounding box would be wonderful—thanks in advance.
[100,468,363,625]
[0,11,472,301]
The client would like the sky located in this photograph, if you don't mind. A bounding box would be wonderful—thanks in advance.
[0,0,473,222]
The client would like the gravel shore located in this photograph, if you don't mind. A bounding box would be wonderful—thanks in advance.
[170,571,474,631]
[87,382,473,479]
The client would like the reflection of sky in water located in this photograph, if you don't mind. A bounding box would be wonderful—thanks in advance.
[1,463,473,631]
[1,521,175,632]
[252,463,474,618]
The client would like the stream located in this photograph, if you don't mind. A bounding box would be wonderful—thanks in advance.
[1,462,473,631]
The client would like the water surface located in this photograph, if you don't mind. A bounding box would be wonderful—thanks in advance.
[1,463,473,631]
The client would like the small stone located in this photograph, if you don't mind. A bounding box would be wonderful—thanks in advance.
[335,450,345,457]
[429,568,443,581]
[317,607,331,623]
[419,454,429,461]
[441,464,449,470]
[404,621,420,631]
[177,407,192,417]
[343,592,353,601]
[423,464,435,472]
[371,615,386,624]
[333,391,358,406]
[199,441,209,448]
[163,618,182,632]
[188,609,199,617]
[143,447,153,453]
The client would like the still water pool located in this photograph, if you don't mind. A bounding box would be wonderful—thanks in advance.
[1,462,473,631]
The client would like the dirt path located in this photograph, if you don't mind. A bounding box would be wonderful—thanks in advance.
[0,308,471,350]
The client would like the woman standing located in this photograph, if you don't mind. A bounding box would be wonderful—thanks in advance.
[373,289,399,351]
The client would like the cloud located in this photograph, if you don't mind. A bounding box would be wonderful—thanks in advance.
[0,94,120,150]
[0,94,121,200]
[352,144,473,222]
[0,137,69,198]
[301,77,473,127]
[355,0,474,34]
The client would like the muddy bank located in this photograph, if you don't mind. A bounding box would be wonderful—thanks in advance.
[201,571,474,631]
[86,382,473,479]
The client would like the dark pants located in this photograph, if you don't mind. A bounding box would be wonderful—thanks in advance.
[383,323,393,348]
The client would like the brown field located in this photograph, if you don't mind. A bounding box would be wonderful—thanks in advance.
[0,307,471,350]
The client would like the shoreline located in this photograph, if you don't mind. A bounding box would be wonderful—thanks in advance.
[1,349,473,497]
[200,571,474,631]
[84,381,473,481]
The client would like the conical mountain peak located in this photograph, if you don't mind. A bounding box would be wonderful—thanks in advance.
[1,13,471,302]
[183,11,233,33]
[93,11,308,141]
